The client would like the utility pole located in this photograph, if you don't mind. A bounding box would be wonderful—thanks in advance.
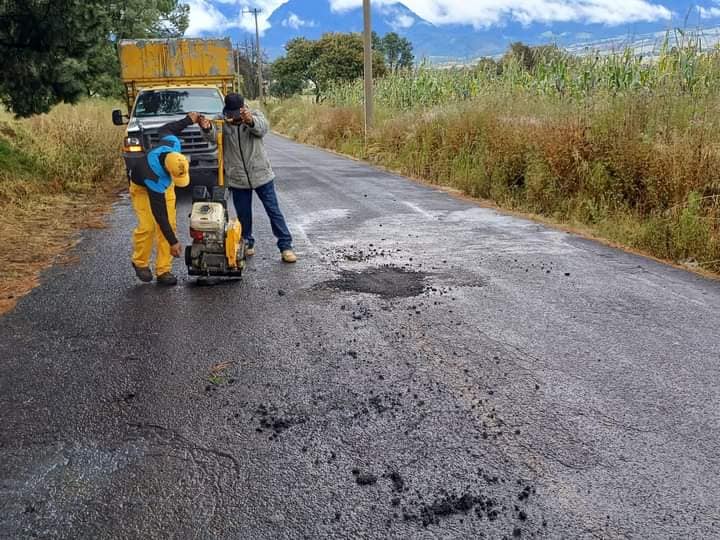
[363,0,373,139]
[243,8,264,102]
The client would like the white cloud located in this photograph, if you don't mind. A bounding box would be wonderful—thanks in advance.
[185,0,228,36]
[331,0,398,11]
[375,4,418,29]
[186,0,676,38]
[282,12,317,29]
[699,4,720,19]
[185,0,286,36]
[329,0,672,28]
[393,13,416,28]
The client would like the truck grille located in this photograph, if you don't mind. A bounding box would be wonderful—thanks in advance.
[146,127,213,153]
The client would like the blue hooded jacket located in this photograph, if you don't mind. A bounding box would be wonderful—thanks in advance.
[126,117,193,245]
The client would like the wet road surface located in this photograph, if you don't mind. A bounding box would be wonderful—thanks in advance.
[1,134,719,539]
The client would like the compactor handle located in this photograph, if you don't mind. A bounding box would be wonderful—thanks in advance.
[214,119,225,187]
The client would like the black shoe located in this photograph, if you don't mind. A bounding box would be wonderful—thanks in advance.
[132,263,153,283]
[156,272,178,286]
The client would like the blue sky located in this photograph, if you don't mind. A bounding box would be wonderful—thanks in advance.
[184,1,718,37]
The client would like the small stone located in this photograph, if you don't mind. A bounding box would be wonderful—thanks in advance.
[356,473,377,485]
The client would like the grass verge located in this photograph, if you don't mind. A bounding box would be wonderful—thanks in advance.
[266,95,720,276]
[0,101,125,315]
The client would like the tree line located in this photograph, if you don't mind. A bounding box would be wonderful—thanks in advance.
[1,3,557,118]
[269,31,414,101]
[0,0,188,117]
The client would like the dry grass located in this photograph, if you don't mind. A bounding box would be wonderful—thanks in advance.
[211,361,235,375]
[267,89,720,274]
[0,101,125,315]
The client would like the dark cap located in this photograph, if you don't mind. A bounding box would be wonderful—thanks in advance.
[223,93,245,119]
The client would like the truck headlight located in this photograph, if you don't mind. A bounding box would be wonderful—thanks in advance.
[123,136,143,152]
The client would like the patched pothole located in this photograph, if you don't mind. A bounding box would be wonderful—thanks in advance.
[316,266,429,299]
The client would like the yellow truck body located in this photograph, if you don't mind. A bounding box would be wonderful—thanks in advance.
[114,37,237,187]
[118,38,236,110]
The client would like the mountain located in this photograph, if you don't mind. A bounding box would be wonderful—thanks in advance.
[203,0,720,62]
[565,25,720,59]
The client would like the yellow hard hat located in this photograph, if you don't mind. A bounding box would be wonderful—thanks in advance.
[165,152,190,188]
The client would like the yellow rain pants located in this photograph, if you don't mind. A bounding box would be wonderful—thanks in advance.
[129,182,177,276]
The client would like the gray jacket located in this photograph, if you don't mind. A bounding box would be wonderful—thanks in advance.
[202,110,274,190]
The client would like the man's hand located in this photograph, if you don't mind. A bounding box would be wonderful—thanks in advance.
[198,115,212,130]
[187,111,200,123]
[240,108,254,126]
[170,243,182,258]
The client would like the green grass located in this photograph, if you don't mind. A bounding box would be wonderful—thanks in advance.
[266,42,720,273]
[0,100,124,204]
[0,138,43,179]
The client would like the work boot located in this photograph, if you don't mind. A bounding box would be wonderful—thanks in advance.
[156,272,178,286]
[245,245,255,256]
[132,263,153,283]
[281,250,298,263]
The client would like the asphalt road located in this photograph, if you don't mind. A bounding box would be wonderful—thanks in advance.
[1,134,719,539]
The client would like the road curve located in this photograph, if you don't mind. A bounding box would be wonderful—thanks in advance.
[1,134,719,539]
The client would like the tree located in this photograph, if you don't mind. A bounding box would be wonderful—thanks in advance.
[502,42,535,71]
[475,57,502,76]
[378,32,414,72]
[270,33,387,102]
[85,0,189,100]
[270,37,317,99]
[235,38,271,100]
[500,42,565,73]
[0,1,109,116]
[0,0,188,117]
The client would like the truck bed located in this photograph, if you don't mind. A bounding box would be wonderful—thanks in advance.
[119,38,236,110]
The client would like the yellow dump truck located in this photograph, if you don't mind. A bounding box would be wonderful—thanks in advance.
[112,38,237,186]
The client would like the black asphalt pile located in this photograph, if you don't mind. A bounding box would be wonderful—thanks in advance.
[316,266,429,299]
[255,403,306,439]
[2,134,719,538]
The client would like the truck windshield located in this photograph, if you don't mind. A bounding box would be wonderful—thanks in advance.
[133,89,224,117]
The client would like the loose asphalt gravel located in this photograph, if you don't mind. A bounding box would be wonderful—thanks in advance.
[1,134,719,539]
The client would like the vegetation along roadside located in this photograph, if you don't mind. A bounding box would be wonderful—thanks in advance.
[266,36,720,276]
[0,102,125,315]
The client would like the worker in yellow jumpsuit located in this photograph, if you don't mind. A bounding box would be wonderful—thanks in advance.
[126,112,202,286]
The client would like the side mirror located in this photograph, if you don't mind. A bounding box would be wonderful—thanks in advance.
[112,109,127,126]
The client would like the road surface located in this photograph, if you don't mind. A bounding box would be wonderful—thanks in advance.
[1,134,719,539]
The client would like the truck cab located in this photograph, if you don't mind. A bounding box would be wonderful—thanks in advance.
[112,38,237,187]
[114,86,224,186]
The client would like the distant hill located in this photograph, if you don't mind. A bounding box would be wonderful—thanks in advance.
[199,0,720,62]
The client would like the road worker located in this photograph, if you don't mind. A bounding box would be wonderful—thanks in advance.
[126,111,203,286]
[199,93,297,263]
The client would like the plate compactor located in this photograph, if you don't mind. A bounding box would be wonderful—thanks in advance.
[185,185,245,277]
[185,119,246,278]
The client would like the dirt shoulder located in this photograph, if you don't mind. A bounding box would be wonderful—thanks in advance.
[0,181,126,315]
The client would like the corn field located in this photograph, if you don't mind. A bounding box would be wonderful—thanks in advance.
[269,30,720,273]
[325,32,720,110]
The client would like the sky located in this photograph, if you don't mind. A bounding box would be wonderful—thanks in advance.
[183,0,706,37]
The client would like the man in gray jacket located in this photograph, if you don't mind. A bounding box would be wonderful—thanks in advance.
[200,93,297,263]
